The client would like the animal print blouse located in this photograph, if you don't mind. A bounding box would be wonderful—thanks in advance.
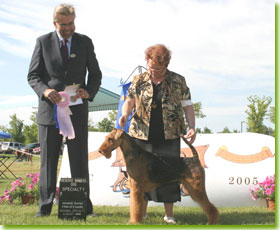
[127,70,191,140]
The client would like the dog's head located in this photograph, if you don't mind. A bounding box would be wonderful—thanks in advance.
[98,128,124,159]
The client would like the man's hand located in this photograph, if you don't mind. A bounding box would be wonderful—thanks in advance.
[75,88,89,99]
[43,89,62,104]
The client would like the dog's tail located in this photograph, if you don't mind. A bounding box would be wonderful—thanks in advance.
[180,134,199,158]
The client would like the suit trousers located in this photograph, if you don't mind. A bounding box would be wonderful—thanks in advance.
[38,124,93,215]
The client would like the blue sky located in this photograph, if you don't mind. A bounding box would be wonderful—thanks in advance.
[0,0,276,132]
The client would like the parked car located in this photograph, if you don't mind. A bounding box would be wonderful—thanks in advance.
[31,142,65,155]
[33,146,41,154]
[21,142,40,154]
[1,142,25,154]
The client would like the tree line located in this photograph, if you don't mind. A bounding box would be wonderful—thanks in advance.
[0,95,274,145]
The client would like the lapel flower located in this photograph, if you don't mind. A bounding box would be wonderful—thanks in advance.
[70,53,76,58]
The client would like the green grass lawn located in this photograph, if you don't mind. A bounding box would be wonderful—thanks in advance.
[0,204,276,226]
[0,154,51,194]
[0,154,276,227]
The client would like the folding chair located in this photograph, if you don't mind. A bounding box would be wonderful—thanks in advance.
[0,155,17,179]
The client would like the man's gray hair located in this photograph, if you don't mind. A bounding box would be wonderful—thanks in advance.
[53,3,76,22]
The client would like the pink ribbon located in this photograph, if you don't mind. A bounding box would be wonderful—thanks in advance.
[57,91,75,139]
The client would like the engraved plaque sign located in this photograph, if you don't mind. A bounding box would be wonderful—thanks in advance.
[58,178,88,220]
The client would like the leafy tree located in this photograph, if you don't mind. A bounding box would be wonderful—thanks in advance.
[268,106,275,124]
[23,112,38,144]
[23,125,38,144]
[220,127,231,133]
[89,110,116,132]
[95,110,117,132]
[0,125,7,133]
[195,128,202,134]
[185,102,206,130]
[202,127,212,134]
[97,118,114,132]
[245,95,272,134]
[108,110,117,124]
[88,118,98,132]
[266,106,275,137]
[266,127,275,137]
[23,112,39,144]
[193,102,206,119]
[232,129,239,133]
[2,114,26,143]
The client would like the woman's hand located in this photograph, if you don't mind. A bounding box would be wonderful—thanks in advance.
[118,115,129,128]
[118,97,135,128]
[186,128,196,144]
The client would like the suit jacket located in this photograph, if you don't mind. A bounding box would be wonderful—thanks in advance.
[28,31,102,126]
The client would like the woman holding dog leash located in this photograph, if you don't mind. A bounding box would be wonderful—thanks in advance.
[119,44,196,224]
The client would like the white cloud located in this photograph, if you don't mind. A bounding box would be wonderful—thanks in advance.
[0,107,36,126]
[203,105,247,116]
[0,95,38,126]
[0,0,274,83]
[0,1,54,59]
[0,0,275,132]
[0,95,37,106]
[65,0,275,85]
[0,105,111,128]
[89,110,112,125]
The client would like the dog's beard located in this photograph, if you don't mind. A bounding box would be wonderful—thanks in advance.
[104,152,112,159]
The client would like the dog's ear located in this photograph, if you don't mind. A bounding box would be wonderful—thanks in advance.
[114,129,124,140]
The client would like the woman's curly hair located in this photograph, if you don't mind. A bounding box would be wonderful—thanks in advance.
[145,44,171,67]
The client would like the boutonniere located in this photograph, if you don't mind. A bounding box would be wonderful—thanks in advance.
[70,54,76,58]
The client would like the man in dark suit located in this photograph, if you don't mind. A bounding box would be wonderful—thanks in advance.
[27,3,102,217]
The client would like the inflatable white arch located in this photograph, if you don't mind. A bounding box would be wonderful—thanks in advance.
[58,131,275,207]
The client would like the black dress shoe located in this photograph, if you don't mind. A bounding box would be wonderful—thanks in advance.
[86,212,96,217]
[34,212,50,218]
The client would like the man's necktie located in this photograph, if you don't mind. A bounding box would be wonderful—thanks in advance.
[61,39,68,68]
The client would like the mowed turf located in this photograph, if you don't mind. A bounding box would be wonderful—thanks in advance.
[0,155,276,226]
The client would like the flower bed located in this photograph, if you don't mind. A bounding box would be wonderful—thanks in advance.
[0,173,40,204]
[250,174,275,201]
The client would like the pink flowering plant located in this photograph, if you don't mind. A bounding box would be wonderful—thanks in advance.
[0,173,40,204]
[250,174,275,201]
[53,187,60,205]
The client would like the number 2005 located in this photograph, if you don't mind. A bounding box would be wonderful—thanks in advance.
[229,177,258,185]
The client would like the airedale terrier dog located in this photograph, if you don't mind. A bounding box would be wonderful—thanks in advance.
[98,128,219,224]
